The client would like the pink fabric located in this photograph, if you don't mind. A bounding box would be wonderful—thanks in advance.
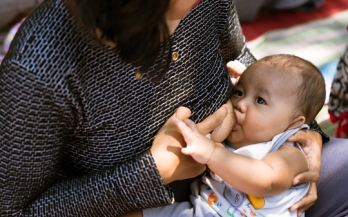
[3,22,22,53]
[193,0,201,8]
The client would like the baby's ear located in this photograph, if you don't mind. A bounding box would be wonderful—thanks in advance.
[288,116,306,130]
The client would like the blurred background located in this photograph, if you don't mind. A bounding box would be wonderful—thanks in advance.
[235,0,348,138]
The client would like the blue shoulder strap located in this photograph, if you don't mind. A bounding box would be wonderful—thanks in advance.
[268,124,310,153]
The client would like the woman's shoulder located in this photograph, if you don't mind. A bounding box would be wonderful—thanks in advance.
[14,0,93,53]
[6,0,103,75]
[8,0,76,59]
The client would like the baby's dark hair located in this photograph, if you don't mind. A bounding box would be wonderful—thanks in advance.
[259,54,326,124]
[65,0,172,76]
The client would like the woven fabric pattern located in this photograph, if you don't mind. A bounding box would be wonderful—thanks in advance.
[329,46,348,117]
[0,0,255,216]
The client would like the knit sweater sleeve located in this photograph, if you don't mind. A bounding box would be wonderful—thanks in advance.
[0,60,173,216]
[219,0,256,67]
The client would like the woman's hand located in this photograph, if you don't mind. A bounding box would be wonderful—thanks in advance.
[210,100,235,142]
[226,60,246,85]
[290,182,317,217]
[290,182,318,217]
[288,130,322,184]
[172,117,217,165]
[151,105,229,185]
[287,130,322,214]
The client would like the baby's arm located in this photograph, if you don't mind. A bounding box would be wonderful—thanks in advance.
[209,144,308,196]
[173,117,308,197]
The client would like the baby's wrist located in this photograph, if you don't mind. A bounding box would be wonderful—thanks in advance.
[206,144,220,166]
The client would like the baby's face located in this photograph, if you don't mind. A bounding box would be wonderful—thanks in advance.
[227,62,302,148]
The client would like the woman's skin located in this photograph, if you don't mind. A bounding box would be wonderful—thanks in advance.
[165,0,198,34]
[97,0,200,48]
[165,0,199,20]
[151,105,230,185]
[288,131,321,216]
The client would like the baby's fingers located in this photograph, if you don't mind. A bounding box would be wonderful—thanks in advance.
[181,146,194,156]
[172,117,197,144]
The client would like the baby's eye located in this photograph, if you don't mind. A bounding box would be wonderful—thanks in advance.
[256,97,266,105]
[233,90,243,97]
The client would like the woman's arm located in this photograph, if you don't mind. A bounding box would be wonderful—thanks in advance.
[219,0,256,67]
[0,60,230,216]
[0,61,173,216]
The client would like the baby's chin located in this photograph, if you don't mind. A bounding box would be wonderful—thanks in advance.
[226,133,246,149]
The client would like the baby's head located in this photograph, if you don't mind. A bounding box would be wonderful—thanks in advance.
[226,54,326,148]
[258,54,326,124]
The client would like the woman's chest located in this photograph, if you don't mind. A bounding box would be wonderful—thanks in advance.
[62,1,231,172]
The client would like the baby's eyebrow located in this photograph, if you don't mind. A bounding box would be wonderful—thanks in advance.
[234,80,243,88]
[255,86,270,98]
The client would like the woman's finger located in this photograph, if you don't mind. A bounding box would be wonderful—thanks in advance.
[196,104,228,135]
[226,60,246,78]
[288,130,322,184]
[287,130,322,150]
[210,100,235,142]
[289,182,317,215]
[184,119,200,132]
[174,106,192,122]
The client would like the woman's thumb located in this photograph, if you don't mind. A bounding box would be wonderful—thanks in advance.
[174,106,192,121]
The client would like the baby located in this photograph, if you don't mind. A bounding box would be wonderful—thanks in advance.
[122,54,326,217]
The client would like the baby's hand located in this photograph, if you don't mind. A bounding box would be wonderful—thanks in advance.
[172,117,216,164]
[227,60,246,85]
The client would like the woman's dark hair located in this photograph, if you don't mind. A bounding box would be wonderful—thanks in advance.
[66,0,172,77]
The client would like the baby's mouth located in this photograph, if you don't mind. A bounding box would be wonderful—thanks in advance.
[232,123,239,131]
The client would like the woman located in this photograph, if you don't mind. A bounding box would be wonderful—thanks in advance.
[0,0,347,216]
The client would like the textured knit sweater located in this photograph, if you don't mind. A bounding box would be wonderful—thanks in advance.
[0,0,256,216]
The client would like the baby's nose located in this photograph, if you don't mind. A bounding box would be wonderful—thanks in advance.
[234,98,247,113]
